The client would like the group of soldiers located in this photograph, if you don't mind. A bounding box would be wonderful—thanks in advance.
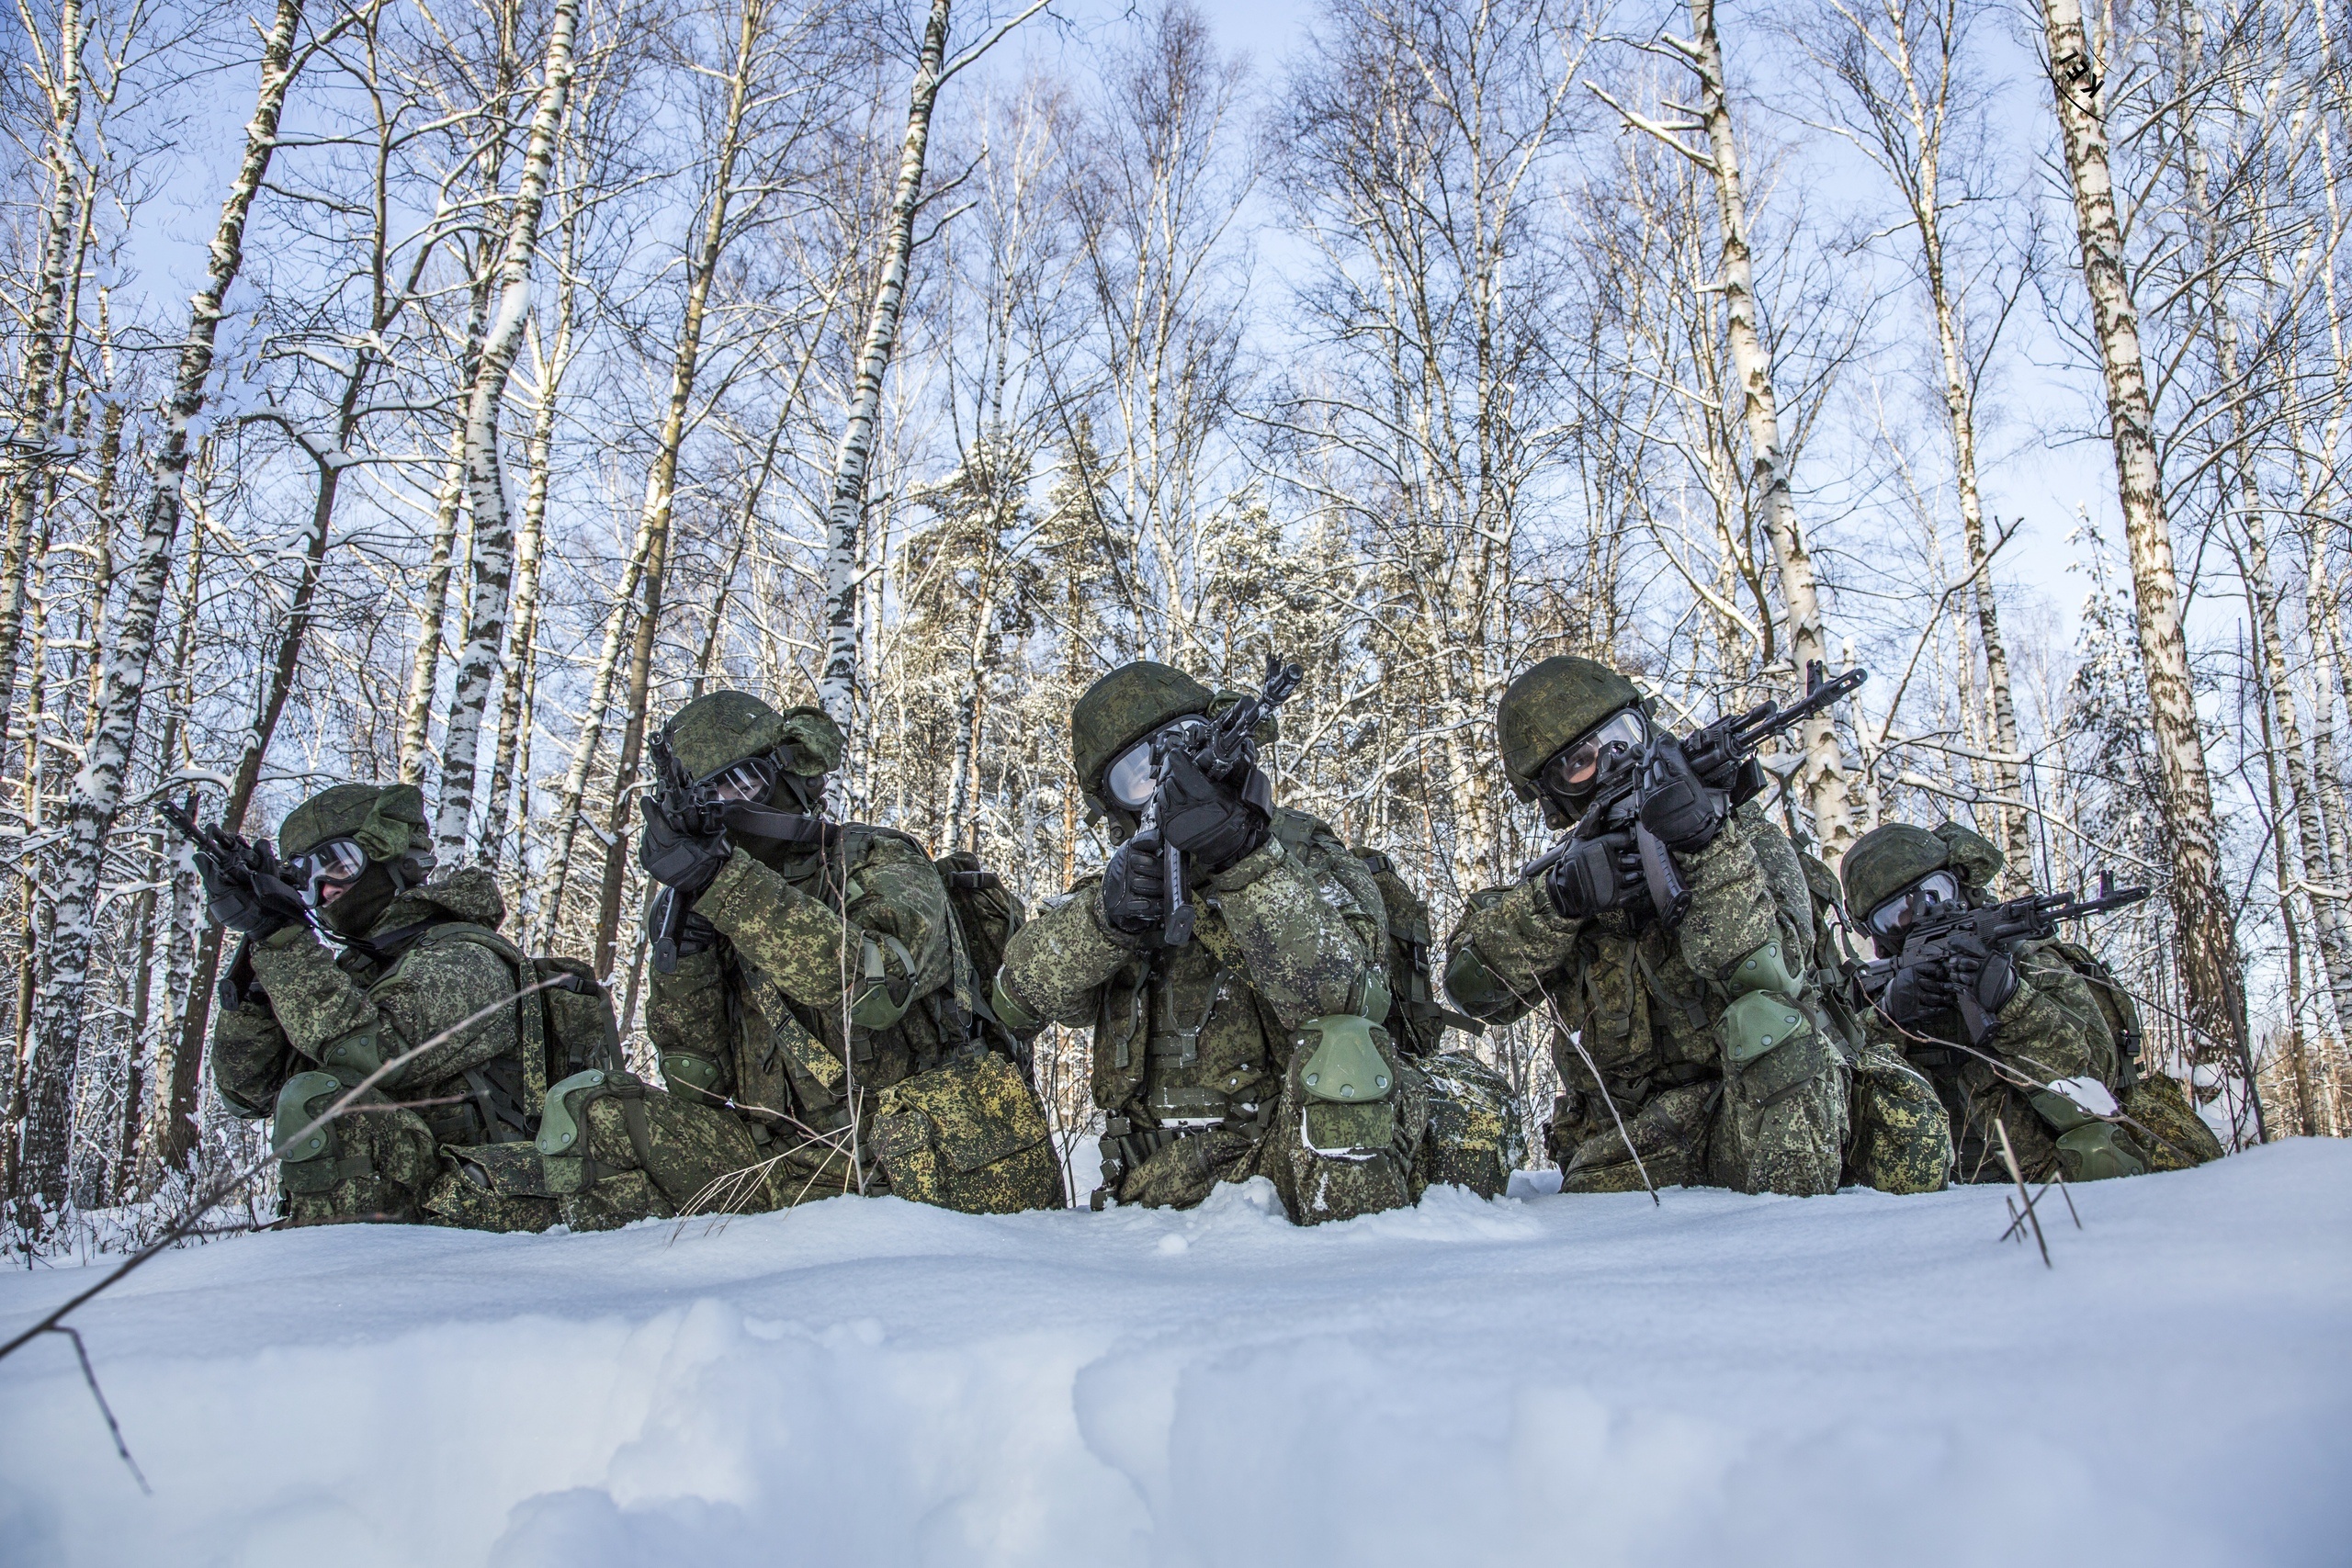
[198,652,2223,1235]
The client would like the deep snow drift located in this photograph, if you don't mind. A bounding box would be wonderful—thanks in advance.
[2,1141,2345,1568]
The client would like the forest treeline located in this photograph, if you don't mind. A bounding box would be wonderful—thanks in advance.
[4,0,2349,1227]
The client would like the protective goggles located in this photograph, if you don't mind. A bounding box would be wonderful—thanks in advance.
[286,837,369,908]
[1535,708,1648,798]
[701,754,782,804]
[1864,870,1963,938]
[1103,716,1211,810]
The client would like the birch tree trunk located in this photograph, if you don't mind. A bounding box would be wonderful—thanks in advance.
[589,0,773,972]
[816,0,956,730]
[0,0,88,761]
[1671,0,1855,856]
[481,311,571,865]
[434,0,578,862]
[2036,0,2256,1111]
[18,0,316,1210]
[396,427,472,783]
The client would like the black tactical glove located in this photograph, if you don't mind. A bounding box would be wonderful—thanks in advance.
[1637,739,1729,852]
[1155,750,1269,874]
[1941,933,2019,1015]
[1680,719,1766,806]
[1879,955,1957,1025]
[1543,829,1646,921]
[638,798,731,898]
[1100,829,1170,936]
[198,842,308,939]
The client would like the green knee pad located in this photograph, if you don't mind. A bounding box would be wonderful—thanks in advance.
[273,1070,374,1193]
[1715,992,1831,1109]
[1298,1014,1394,1103]
[2054,1122,2146,1183]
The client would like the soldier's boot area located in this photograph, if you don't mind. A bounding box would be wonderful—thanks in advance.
[1844,1042,1953,1194]
[272,1072,441,1225]
[870,1052,1066,1213]
[538,1068,775,1231]
[1417,1052,1520,1199]
[1705,941,1848,1197]
[2118,1073,2226,1171]
[1113,1123,1261,1211]
[1554,1081,1714,1193]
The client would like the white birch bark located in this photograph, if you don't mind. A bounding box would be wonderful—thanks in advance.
[0,0,88,758]
[2036,0,2255,1095]
[1619,0,1855,856]
[434,0,579,862]
[817,0,956,730]
[19,0,316,1209]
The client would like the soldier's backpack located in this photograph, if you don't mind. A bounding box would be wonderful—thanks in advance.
[1351,848,1484,1056]
[408,924,625,1137]
[933,849,1035,1080]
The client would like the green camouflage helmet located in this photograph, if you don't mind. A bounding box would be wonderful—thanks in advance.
[1840,820,2005,919]
[1071,661,1213,795]
[279,783,427,863]
[1495,656,1643,801]
[661,690,842,783]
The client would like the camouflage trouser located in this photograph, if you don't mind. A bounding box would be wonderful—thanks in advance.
[1109,1048,1431,1226]
[540,1069,778,1231]
[272,1075,553,1231]
[871,1052,1066,1213]
[1940,1072,2151,1185]
[1844,1042,1952,1194]
[1546,1049,1849,1198]
[2119,1073,2225,1171]
[1416,1052,1521,1199]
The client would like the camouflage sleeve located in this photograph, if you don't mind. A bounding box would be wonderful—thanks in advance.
[1991,940,2116,1085]
[1672,815,1804,984]
[647,946,734,1071]
[1442,879,1573,1026]
[244,927,522,1089]
[695,838,953,1013]
[209,979,290,1120]
[1199,835,1375,1030]
[997,874,1132,1029]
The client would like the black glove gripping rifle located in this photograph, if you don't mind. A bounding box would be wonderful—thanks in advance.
[1860,871,2149,1045]
[1521,663,1869,928]
[157,792,312,938]
[645,731,837,974]
[1150,654,1305,948]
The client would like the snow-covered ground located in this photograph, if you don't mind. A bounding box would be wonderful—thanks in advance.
[2,1142,2345,1568]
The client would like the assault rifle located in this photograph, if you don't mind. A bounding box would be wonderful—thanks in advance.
[645,731,837,975]
[1859,871,2149,1045]
[1150,654,1305,948]
[1521,662,1869,929]
[156,792,311,939]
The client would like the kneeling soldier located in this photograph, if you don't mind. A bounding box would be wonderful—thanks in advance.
[1442,658,1849,1196]
[638,691,1062,1214]
[993,661,1426,1224]
[1842,820,2222,1184]
[208,784,563,1230]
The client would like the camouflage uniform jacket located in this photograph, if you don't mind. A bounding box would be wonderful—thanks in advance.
[997,807,1386,1133]
[1444,804,1818,1095]
[211,868,534,1147]
[647,826,964,1142]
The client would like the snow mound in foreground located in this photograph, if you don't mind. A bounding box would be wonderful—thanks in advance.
[2,1142,2345,1568]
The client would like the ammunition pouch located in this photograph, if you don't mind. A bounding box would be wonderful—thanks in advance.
[869,1053,1063,1214]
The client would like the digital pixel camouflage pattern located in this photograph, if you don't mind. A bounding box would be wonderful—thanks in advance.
[1442,802,1849,1197]
[212,863,557,1231]
[997,807,1429,1224]
[645,696,1061,1217]
[1841,821,2221,1185]
[1357,846,1520,1197]
[1795,848,1952,1194]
